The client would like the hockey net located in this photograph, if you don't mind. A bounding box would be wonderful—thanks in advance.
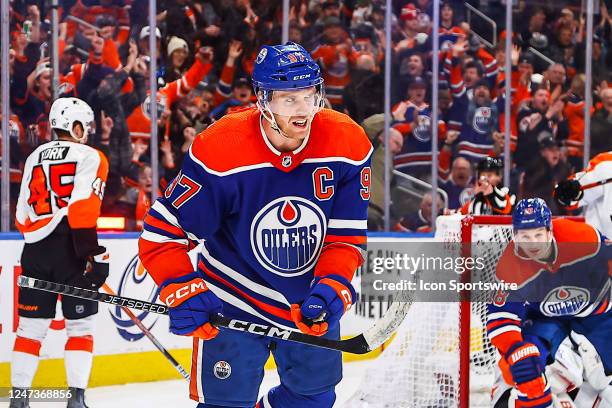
[346,214,516,408]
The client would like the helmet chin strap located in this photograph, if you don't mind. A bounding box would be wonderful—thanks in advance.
[257,100,319,142]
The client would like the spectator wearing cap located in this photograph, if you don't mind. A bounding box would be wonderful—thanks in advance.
[311,16,358,110]
[138,26,162,59]
[393,76,429,121]
[520,134,573,214]
[590,87,612,157]
[11,58,52,127]
[164,36,190,83]
[515,87,569,169]
[393,76,450,181]
[352,23,383,68]
[395,4,428,53]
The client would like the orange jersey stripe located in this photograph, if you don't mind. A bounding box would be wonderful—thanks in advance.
[189,338,200,401]
[15,216,53,235]
[144,213,186,238]
[199,261,293,322]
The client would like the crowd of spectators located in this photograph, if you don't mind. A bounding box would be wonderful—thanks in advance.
[2,0,611,232]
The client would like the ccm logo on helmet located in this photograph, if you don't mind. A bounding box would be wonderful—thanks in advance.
[163,281,208,307]
[293,74,311,80]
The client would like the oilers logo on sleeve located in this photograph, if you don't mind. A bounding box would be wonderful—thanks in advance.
[141,107,372,330]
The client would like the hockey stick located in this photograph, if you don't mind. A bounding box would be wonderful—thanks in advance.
[580,177,612,191]
[18,276,413,354]
[101,283,190,381]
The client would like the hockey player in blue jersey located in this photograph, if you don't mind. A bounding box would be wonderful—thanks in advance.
[486,198,611,407]
[138,42,372,407]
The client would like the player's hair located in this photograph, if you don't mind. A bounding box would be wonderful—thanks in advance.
[54,128,72,139]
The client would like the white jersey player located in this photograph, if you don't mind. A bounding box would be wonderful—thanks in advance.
[11,97,109,408]
[554,151,612,237]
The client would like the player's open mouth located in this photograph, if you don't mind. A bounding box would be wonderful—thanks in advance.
[291,119,308,128]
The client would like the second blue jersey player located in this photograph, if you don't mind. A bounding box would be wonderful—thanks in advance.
[487,198,611,407]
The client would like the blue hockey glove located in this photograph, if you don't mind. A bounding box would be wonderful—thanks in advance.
[159,272,222,340]
[290,274,356,336]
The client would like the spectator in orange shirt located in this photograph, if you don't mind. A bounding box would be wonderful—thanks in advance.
[311,16,358,110]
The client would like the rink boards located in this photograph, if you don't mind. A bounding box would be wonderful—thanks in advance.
[0,233,429,388]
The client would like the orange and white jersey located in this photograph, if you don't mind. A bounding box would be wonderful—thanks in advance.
[572,151,612,237]
[16,140,109,243]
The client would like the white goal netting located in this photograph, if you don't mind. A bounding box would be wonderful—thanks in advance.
[345,215,515,408]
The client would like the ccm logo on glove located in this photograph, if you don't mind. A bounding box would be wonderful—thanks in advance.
[161,280,208,306]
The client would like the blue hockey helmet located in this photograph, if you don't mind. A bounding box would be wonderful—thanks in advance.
[252,42,323,92]
[512,198,552,230]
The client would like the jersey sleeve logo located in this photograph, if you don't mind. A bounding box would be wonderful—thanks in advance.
[250,197,326,277]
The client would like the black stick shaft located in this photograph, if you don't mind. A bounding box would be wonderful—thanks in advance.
[102,284,190,381]
[17,276,372,354]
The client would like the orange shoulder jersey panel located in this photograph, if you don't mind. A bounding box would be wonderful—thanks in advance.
[189,107,266,173]
[305,108,373,163]
[552,218,598,243]
[189,108,372,175]
[495,243,543,287]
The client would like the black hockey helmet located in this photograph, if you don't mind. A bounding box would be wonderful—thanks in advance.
[476,156,503,174]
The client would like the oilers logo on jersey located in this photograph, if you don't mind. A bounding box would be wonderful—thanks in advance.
[412,114,432,142]
[472,106,492,134]
[251,197,326,277]
[540,286,591,317]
